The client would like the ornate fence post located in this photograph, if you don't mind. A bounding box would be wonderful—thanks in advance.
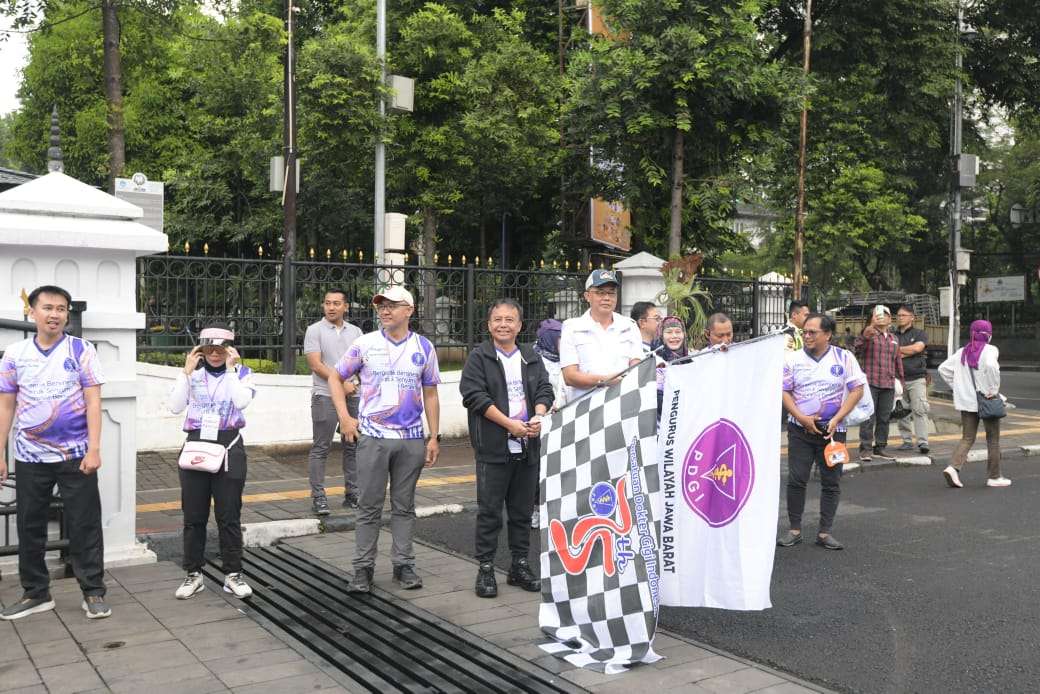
[281,257,296,374]
[465,264,476,353]
[751,279,760,337]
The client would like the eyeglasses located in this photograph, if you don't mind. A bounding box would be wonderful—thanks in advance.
[376,302,408,312]
[588,288,617,297]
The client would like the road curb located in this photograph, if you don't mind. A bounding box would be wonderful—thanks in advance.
[843,443,1040,473]
[138,502,478,548]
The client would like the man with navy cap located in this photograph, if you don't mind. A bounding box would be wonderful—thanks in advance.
[559,269,643,404]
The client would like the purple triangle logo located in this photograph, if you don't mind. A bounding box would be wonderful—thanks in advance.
[682,419,754,527]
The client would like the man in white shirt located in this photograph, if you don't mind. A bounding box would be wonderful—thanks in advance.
[559,270,644,403]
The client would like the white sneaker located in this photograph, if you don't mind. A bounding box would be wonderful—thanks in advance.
[942,466,963,489]
[986,477,1012,488]
[175,572,205,600]
[223,573,253,599]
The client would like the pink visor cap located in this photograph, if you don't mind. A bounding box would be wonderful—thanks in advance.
[199,327,235,347]
[372,285,414,307]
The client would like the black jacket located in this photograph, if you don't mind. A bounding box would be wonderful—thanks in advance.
[459,341,555,464]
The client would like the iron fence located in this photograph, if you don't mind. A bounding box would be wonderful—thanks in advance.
[697,277,807,341]
[138,254,808,367]
[138,255,591,366]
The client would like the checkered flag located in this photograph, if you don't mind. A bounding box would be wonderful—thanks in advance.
[536,358,663,674]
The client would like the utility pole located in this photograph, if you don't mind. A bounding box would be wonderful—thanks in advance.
[373,0,387,264]
[792,0,812,300]
[281,0,298,374]
[948,3,964,355]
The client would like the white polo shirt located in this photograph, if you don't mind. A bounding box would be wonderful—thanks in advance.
[559,310,643,403]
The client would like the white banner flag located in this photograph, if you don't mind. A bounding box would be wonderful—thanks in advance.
[658,337,784,610]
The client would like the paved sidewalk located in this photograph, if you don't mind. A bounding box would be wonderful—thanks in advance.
[0,532,825,693]
[280,530,827,693]
[0,562,354,693]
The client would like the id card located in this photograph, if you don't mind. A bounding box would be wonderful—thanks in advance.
[380,380,399,407]
[200,412,220,441]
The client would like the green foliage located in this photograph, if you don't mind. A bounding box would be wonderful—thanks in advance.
[655,267,711,343]
[567,0,800,255]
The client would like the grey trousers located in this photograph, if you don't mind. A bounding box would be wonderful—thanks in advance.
[308,394,358,498]
[353,435,426,570]
[897,377,930,445]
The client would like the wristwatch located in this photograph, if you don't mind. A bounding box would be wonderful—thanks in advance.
[427,434,442,442]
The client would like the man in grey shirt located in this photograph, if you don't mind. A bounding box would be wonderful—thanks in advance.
[304,289,363,516]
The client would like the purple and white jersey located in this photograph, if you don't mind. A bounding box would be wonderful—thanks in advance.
[178,366,255,431]
[335,330,441,439]
[783,345,866,432]
[0,335,105,463]
[497,348,527,454]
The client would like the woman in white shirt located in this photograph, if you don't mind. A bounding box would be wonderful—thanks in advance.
[937,319,1008,488]
[168,324,257,600]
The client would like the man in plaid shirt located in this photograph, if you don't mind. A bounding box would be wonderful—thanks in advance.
[853,305,904,461]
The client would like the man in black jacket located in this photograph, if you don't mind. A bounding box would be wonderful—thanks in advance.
[460,299,554,598]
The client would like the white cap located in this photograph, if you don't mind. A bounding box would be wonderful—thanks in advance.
[372,285,414,307]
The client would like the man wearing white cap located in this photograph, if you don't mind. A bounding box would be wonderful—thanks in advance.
[328,285,441,593]
[559,269,643,404]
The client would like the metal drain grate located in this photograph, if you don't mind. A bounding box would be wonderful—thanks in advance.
[203,545,582,694]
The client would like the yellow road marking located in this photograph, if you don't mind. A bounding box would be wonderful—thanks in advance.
[137,474,477,513]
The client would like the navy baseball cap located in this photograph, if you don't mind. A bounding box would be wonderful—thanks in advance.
[585,269,619,289]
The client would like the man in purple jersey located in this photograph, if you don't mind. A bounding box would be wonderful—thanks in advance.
[328,285,441,593]
[0,285,110,621]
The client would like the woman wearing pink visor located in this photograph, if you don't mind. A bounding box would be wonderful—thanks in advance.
[168,323,257,599]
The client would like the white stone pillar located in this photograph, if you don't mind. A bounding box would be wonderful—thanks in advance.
[0,172,167,567]
[615,251,666,318]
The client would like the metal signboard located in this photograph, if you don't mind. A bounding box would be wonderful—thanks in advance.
[976,275,1025,303]
[114,173,164,234]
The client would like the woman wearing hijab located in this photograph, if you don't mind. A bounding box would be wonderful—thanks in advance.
[168,323,257,599]
[533,319,565,411]
[654,316,688,415]
[937,319,1009,488]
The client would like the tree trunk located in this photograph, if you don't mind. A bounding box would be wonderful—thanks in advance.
[101,0,125,192]
[668,128,684,257]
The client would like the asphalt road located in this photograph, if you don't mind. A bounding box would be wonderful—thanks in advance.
[931,368,1040,410]
[413,456,1040,694]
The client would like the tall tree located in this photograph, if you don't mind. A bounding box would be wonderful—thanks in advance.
[566,0,799,258]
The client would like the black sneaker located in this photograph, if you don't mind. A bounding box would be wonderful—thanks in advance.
[873,448,896,461]
[815,534,844,550]
[859,449,873,462]
[348,566,374,593]
[776,530,803,547]
[918,443,930,454]
[343,491,359,509]
[0,595,55,621]
[81,595,112,619]
[507,558,540,592]
[475,562,498,598]
[393,565,423,590]
[312,496,330,516]
[897,442,915,451]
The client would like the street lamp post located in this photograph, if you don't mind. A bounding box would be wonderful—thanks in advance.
[281,0,298,375]
[373,0,387,264]
[948,3,972,355]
